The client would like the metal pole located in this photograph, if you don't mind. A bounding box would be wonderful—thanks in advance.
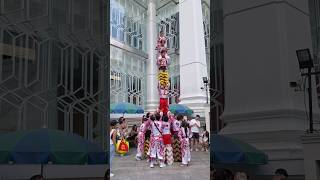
[206,83,209,104]
[308,66,314,133]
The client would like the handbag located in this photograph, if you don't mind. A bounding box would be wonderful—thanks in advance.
[116,138,129,154]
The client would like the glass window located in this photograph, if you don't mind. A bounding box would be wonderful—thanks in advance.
[110,0,146,52]
[119,12,124,42]
[112,8,117,38]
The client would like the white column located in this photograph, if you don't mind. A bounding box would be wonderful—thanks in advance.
[179,0,208,117]
[221,0,319,177]
[301,134,320,180]
[145,0,159,112]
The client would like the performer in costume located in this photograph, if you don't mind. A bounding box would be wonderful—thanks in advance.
[145,112,152,162]
[157,48,170,71]
[155,30,167,51]
[171,114,183,162]
[148,113,165,168]
[135,116,148,160]
[161,115,173,165]
[158,82,170,114]
[179,120,191,166]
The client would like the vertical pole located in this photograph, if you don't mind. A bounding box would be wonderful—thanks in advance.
[206,83,209,104]
[308,66,313,133]
[146,0,159,112]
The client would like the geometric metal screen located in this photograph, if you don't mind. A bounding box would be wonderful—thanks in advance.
[110,0,147,52]
[110,0,147,108]
[0,0,108,147]
[110,45,146,107]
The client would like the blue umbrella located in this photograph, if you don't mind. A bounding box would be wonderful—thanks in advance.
[211,135,268,165]
[0,129,107,165]
[110,102,144,114]
[169,104,193,116]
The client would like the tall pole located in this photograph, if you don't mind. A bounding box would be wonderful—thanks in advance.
[146,0,159,112]
[206,83,209,104]
[308,66,314,133]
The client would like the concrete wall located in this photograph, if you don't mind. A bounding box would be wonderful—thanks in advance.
[221,0,318,177]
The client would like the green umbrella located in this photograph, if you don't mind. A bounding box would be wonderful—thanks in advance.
[169,104,193,116]
[110,102,144,115]
[211,134,268,165]
[0,129,106,165]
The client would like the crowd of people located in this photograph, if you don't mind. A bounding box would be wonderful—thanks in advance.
[210,168,288,180]
[109,110,210,177]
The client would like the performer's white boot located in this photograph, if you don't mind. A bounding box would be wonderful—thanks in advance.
[160,161,166,168]
[150,160,154,168]
[135,155,141,161]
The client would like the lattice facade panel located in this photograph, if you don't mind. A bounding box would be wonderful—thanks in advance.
[0,0,108,147]
[110,0,147,52]
[110,45,146,108]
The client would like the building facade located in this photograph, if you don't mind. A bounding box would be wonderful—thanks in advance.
[0,0,108,147]
[219,0,320,179]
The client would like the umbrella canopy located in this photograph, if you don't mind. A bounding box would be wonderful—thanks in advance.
[212,135,268,165]
[110,102,144,114]
[0,129,107,164]
[169,104,193,116]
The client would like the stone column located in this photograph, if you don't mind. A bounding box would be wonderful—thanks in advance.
[301,134,320,180]
[179,0,208,117]
[145,0,159,112]
[221,0,319,177]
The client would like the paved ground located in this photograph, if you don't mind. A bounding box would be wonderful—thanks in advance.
[110,147,210,180]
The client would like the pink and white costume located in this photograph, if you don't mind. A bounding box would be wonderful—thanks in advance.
[161,121,173,165]
[149,120,164,160]
[158,83,169,99]
[156,36,167,50]
[157,55,170,70]
[178,127,191,165]
[171,118,181,135]
[136,122,148,159]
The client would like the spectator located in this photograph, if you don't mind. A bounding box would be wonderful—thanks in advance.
[200,126,209,151]
[110,119,118,177]
[211,169,233,180]
[118,117,128,139]
[30,175,43,180]
[234,172,248,180]
[224,169,234,180]
[273,168,288,180]
[127,125,138,147]
[189,115,201,151]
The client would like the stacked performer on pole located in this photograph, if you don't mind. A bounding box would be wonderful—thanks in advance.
[134,30,189,168]
[156,30,170,114]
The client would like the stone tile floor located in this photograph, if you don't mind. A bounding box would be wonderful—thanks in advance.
[110,148,210,180]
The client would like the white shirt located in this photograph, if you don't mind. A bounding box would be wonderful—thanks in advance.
[162,121,171,135]
[189,119,200,133]
[151,121,163,137]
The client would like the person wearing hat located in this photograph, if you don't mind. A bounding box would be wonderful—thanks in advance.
[109,119,118,177]
[273,168,288,180]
